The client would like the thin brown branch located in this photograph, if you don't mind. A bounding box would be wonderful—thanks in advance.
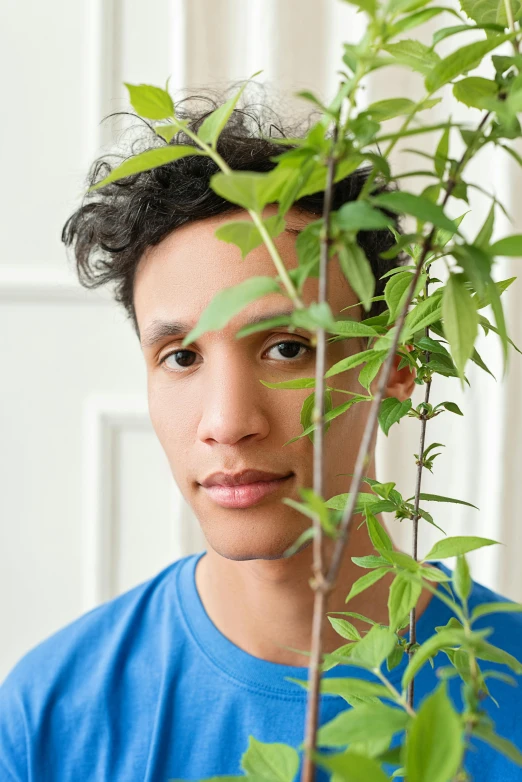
[406,285,432,709]
[301,125,339,782]
[301,108,493,778]
[328,109,492,584]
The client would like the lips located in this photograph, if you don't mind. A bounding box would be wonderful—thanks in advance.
[200,471,294,509]
[200,469,293,488]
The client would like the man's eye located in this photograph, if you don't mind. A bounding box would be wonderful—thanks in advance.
[160,349,198,370]
[265,340,313,361]
[159,340,313,371]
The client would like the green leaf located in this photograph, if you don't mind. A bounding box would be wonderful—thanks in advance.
[350,625,399,669]
[474,277,517,309]
[442,273,479,381]
[402,294,443,341]
[440,401,464,415]
[88,145,203,191]
[402,628,468,688]
[426,33,515,93]
[345,568,391,603]
[210,169,286,212]
[214,214,285,259]
[435,124,450,178]
[260,377,315,389]
[389,571,423,630]
[342,0,377,14]
[389,0,433,10]
[472,724,522,766]
[352,555,392,568]
[385,272,414,324]
[383,40,441,76]
[358,352,388,391]
[460,0,522,26]
[378,397,413,436]
[453,76,499,109]
[471,600,522,622]
[366,510,393,552]
[155,124,177,142]
[413,493,478,509]
[314,750,390,781]
[489,234,522,255]
[316,701,410,748]
[287,394,366,445]
[325,349,379,379]
[124,82,175,119]
[328,617,363,641]
[338,242,376,312]
[372,192,458,233]
[282,526,316,558]
[241,736,300,782]
[405,682,464,782]
[294,389,334,446]
[421,564,452,582]
[391,6,451,36]
[453,243,493,298]
[336,201,394,231]
[433,22,505,46]
[366,97,417,121]
[453,554,472,604]
[295,154,365,200]
[387,641,405,671]
[287,676,390,701]
[331,319,381,338]
[199,76,260,147]
[415,336,447,357]
[472,638,522,673]
[378,549,420,572]
[474,202,496,249]
[182,277,281,346]
[326,491,385,513]
[423,535,500,561]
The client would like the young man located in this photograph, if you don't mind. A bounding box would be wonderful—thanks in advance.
[1,98,521,782]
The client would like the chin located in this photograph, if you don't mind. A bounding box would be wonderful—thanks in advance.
[200,519,313,562]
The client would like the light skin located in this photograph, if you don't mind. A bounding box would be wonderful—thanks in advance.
[134,203,434,667]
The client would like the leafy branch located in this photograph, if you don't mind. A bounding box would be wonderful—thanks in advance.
[88,0,522,780]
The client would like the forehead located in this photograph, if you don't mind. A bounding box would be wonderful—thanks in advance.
[133,204,358,339]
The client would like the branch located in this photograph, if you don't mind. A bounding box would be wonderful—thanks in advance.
[406,273,432,710]
[301,125,339,782]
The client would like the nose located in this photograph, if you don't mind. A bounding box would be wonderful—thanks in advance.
[196,350,271,446]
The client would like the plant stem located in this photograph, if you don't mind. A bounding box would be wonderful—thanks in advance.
[374,668,416,718]
[301,125,339,782]
[504,0,520,53]
[406,271,432,709]
[170,119,305,310]
[452,625,483,780]
[312,106,491,734]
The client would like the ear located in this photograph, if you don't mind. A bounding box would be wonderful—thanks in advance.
[371,344,416,402]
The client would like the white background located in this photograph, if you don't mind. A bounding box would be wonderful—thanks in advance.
[1,0,522,681]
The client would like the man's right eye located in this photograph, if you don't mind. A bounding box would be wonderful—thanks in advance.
[160,349,197,370]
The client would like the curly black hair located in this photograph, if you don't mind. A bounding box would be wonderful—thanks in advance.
[61,83,405,339]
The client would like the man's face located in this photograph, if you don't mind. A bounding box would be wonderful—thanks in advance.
[134,204,374,561]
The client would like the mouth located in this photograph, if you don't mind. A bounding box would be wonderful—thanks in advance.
[200,473,294,509]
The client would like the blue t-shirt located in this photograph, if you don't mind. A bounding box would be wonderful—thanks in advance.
[1,551,521,781]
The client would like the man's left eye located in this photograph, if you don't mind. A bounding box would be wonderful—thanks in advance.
[266,340,313,361]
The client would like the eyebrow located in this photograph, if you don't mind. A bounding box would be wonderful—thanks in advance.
[140,307,298,349]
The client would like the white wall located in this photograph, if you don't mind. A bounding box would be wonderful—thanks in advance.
[1,0,521,681]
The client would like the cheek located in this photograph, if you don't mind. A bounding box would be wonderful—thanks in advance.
[147,380,193,453]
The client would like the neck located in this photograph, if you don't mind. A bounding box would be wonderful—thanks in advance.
[194,515,434,667]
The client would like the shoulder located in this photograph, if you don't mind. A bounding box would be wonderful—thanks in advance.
[0,554,199,779]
